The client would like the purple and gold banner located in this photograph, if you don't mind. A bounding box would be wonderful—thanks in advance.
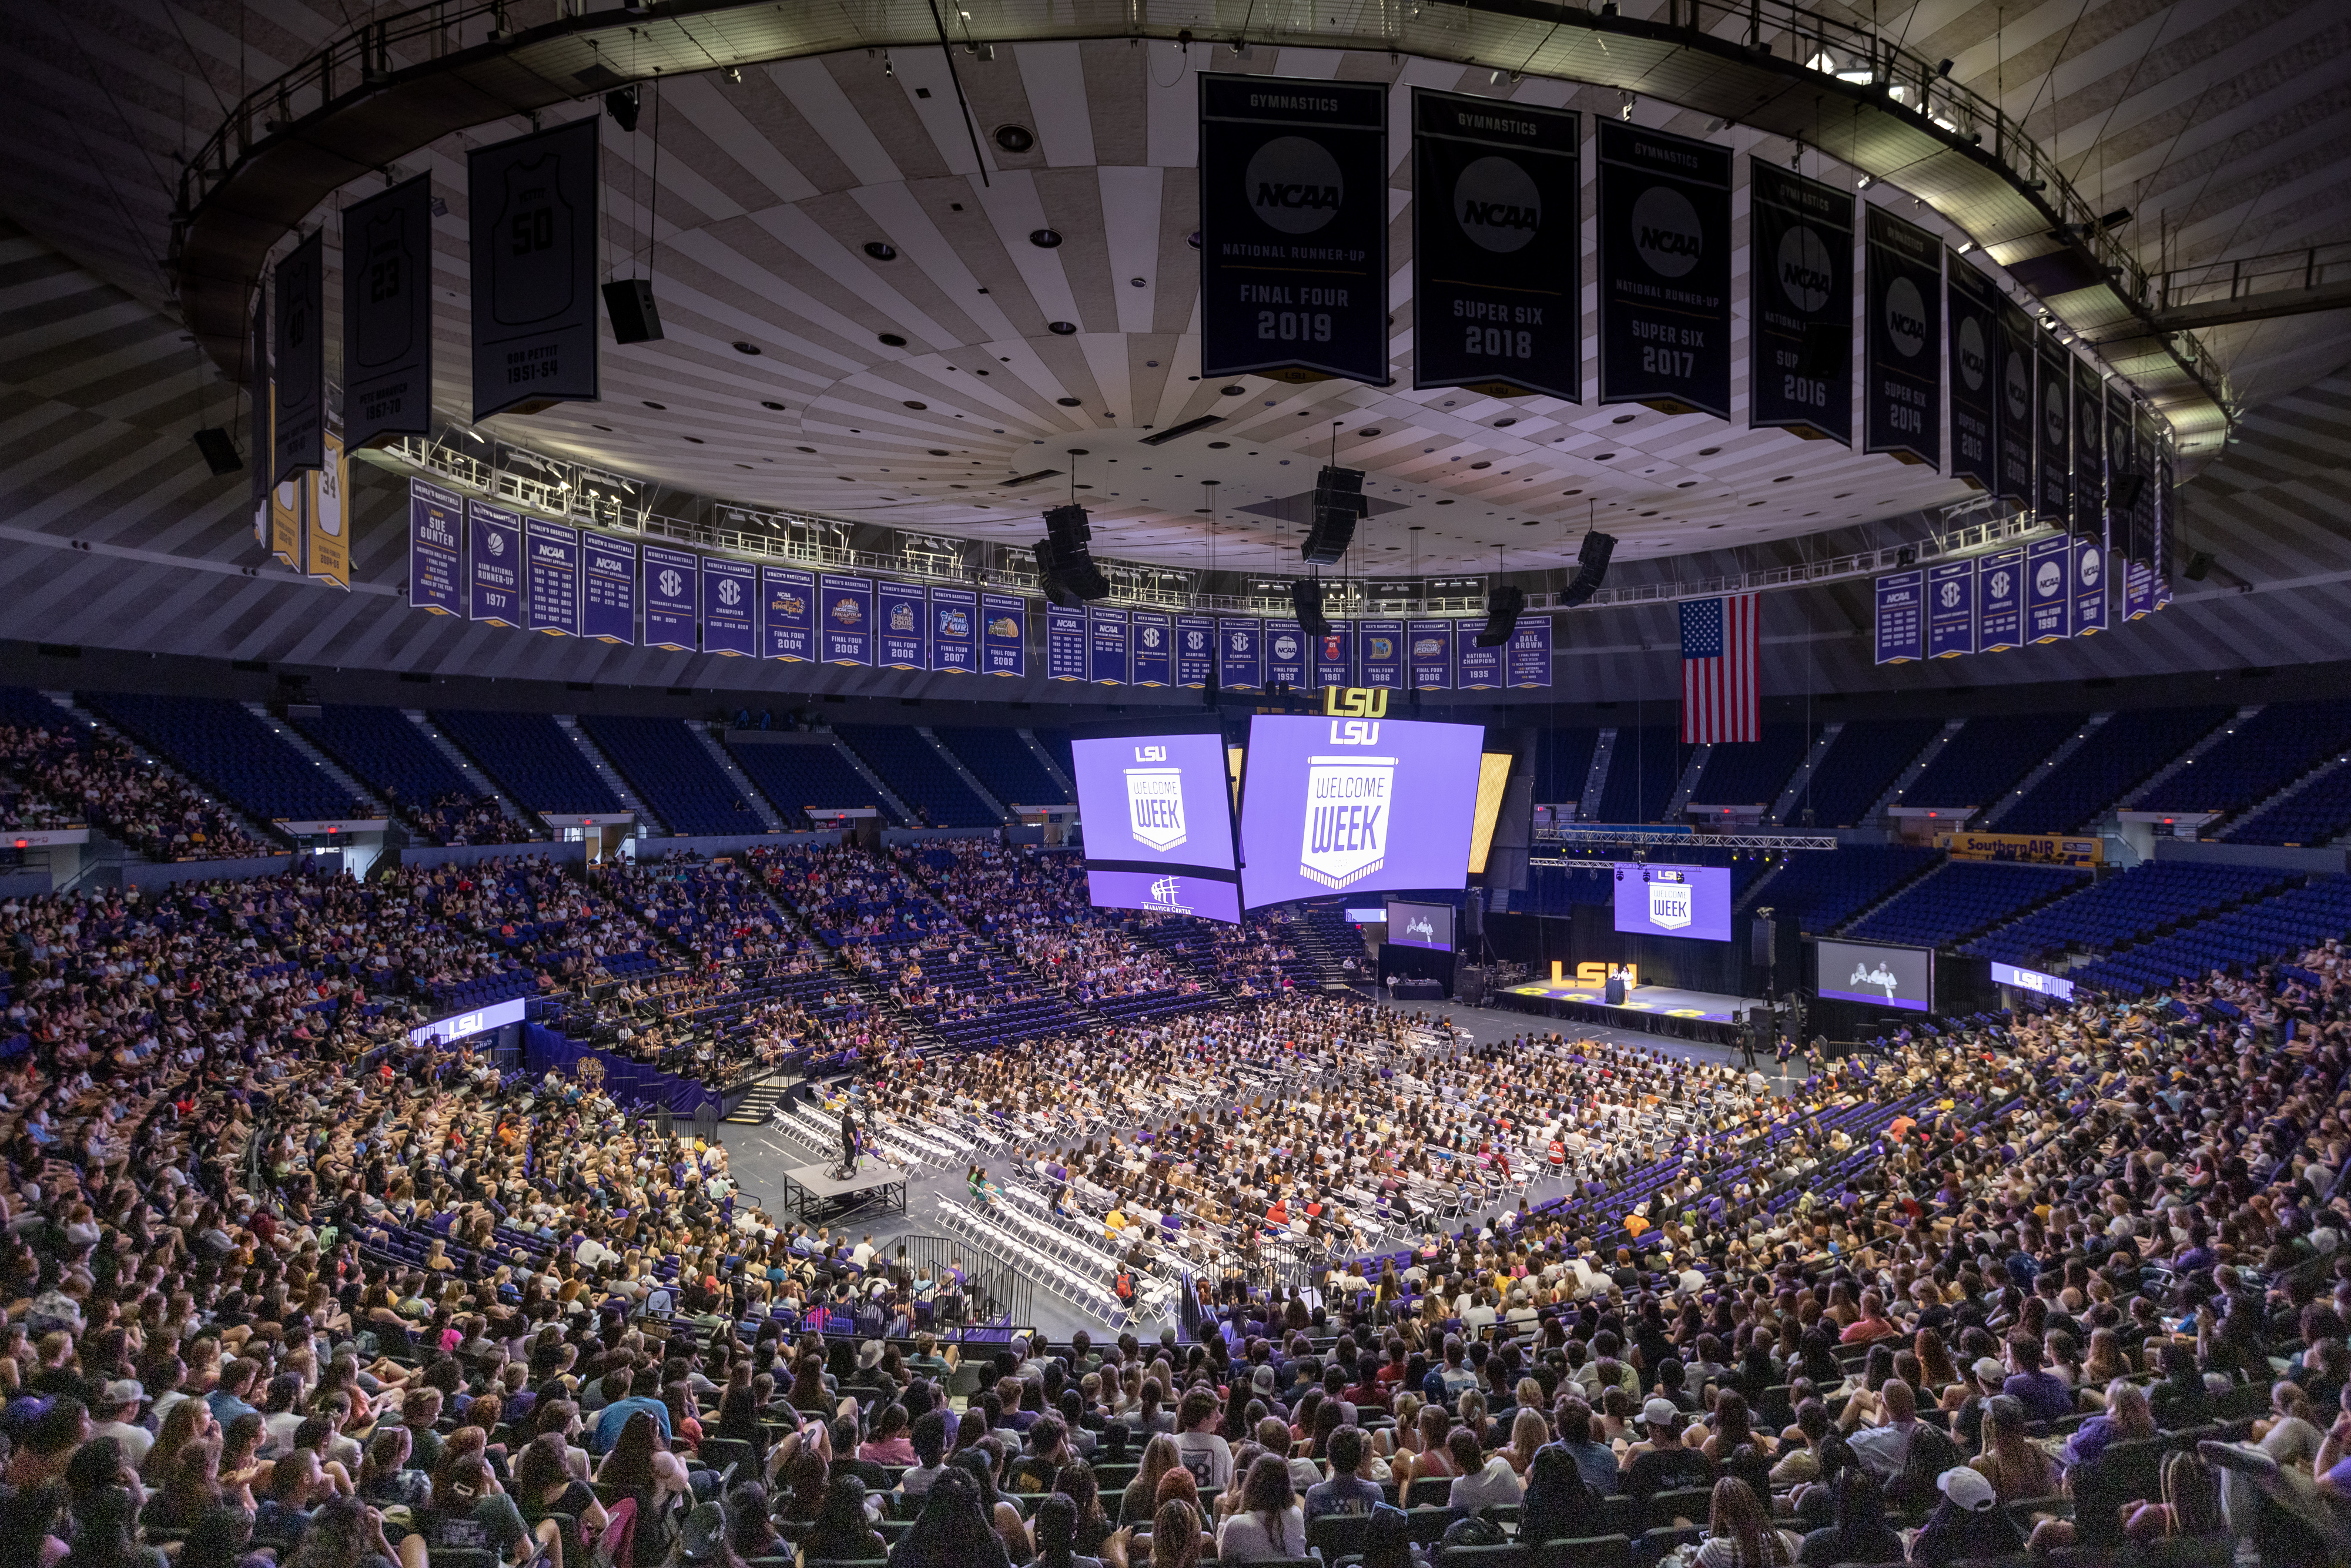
[467,499,523,627]
[876,580,928,670]
[1927,558,1975,658]
[408,478,464,617]
[1506,617,1552,687]
[1045,604,1087,681]
[761,566,813,661]
[982,593,1028,677]
[702,556,756,656]
[581,532,636,644]
[1217,618,1262,692]
[2071,534,2109,638]
[1130,609,1172,687]
[929,585,977,674]
[1977,547,2024,651]
[1264,619,1307,689]
[641,544,698,651]
[1408,620,1452,689]
[1312,621,1354,689]
[2025,533,2072,642]
[1454,621,1502,689]
[1174,614,1215,689]
[1088,605,1129,685]
[1359,620,1404,689]
[1873,570,1924,664]
[819,575,875,666]
[524,518,580,636]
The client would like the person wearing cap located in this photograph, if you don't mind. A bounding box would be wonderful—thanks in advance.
[1908,1465,2024,1568]
[89,1379,151,1467]
[1622,1396,1713,1502]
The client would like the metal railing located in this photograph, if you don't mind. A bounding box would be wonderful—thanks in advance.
[2154,241,2351,314]
[893,1229,1037,1333]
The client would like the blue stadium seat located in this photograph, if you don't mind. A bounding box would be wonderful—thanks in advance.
[82,692,361,823]
[1788,716,1943,827]
[1998,706,2231,833]
[833,725,999,827]
[428,709,622,816]
[725,739,901,827]
[2071,876,2351,994]
[1843,859,2088,949]
[1747,843,1940,933]
[1531,728,1601,809]
[933,728,1070,810]
[578,715,768,836]
[2225,758,2351,846]
[1966,859,2286,966]
[1894,712,2084,810]
[1685,723,1816,809]
[1593,726,1685,823]
[290,704,477,813]
[2139,700,2351,818]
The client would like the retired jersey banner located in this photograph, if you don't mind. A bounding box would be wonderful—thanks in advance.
[2025,533,2073,642]
[1946,254,2000,494]
[982,593,1028,677]
[524,518,580,636]
[2107,391,2136,558]
[761,565,814,661]
[341,173,434,451]
[641,544,699,651]
[1598,121,1733,417]
[465,500,523,626]
[2037,338,2071,523]
[272,229,325,486]
[1264,619,1308,689]
[248,293,270,510]
[1977,546,2024,651]
[2071,533,2109,638]
[929,585,978,674]
[1130,609,1173,687]
[1454,621,1502,689]
[2072,358,2105,537]
[1088,605,1129,685]
[1873,570,1925,664]
[1217,617,1262,692]
[1174,614,1216,688]
[1864,207,1941,467]
[305,430,350,591]
[819,574,874,666]
[1359,619,1404,689]
[876,581,928,670]
[269,460,303,569]
[469,116,601,420]
[1409,620,1452,689]
[1927,558,1975,658]
[1749,162,1853,443]
[581,532,636,644]
[1312,621,1354,689]
[1046,604,1088,681]
[1507,618,1553,688]
[1411,89,1580,401]
[1995,301,2037,510]
[1198,74,1389,386]
[408,478,464,615]
[701,557,756,657]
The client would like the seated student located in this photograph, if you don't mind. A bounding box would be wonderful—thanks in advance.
[1622,1399,1713,1501]
[1908,1466,2024,1568]
[1213,1455,1305,1564]
[410,1455,556,1568]
[1304,1426,1384,1522]
[1445,1429,1523,1514]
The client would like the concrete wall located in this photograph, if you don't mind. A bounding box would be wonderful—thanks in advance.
[122,854,302,890]
[632,831,847,859]
[2152,838,2347,875]
[396,842,587,873]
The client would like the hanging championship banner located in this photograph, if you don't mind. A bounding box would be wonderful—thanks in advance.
[761,565,813,660]
[272,229,324,486]
[269,461,303,569]
[876,581,928,670]
[2025,533,2072,642]
[1312,621,1354,689]
[641,545,698,650]
[1995,301,2037,510]
[2134,407,2163,578]
[1198,74,1389,386]
[2124,559,2156,620]
[1264,619,1308,689]
[581,532,636,644]
[466,499,522,626]
[1508,618,1553,687]
[2106,390,2135,561]
[1927,558,1975,658]
[819,574,874,666]
[408,478,464,616]
[1088,605,1129,685]
[1046,604,1088,681]
[1411,89,1580,401]
[1749,163,1852,443]
[2072,359,2105,537]
[982,593,1028,676]
[1454,622,1502,689]
[1946,254,2000,493]
[306,430,350,590]
[248,292,270,511]
[342,174,434,451]
[1359,619,1404,688]
[1598,122,1732,416]
[1129,609,1172,687]
[468,116,600,420]
[702,557,757,656]
[2037,339,2071,522]
[1977,546,2024,651]
[1175,614,1217,688]
[1873,570,1925,664]
[1218,617,1263,692]
[2072,532,2109,638]
[930,586,977,674]
[1409,620,1452,689]
[524,518,580,636]
[1864,207,1941,467]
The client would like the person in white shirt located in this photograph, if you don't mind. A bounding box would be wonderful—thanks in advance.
[89,1381,153,1466]
[1171,1387,1234,1490]
[851,1235,878,1269]
[1445,1428,1525,1513]
[1216,1453,1307,1563]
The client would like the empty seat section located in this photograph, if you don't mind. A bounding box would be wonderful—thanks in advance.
[2071,876,2351,994]
[1893,712,2084,810]
[1685,723,1815,808]
[1843,859,2087,949]
[2139,699,2351,817]
[82,692,360,823]
[2226,756,2351,845]
[1753,843,1941,933]
[725,740,900,827]
[578,715,765,836]
[1790,717,1943,827]
[290,704,476,810]
[1999,706,2231,833]
[934,727,1070,810]
[0,688,71,732]
[1967,859,2287,966]
[834,725,997,827]
[1594,726,1684,823]
[428,709,622,815]
[1531,728,1600,810]
[1031,726,1076,783]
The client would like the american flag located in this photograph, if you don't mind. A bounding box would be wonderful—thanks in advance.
[1680,594,1759,743]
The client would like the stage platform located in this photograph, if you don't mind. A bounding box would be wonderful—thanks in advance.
[1498,980,1762,1047]
[776,1158,908,1225]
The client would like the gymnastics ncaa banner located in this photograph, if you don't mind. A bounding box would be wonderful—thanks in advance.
[1358,620,1404,689]
[641,545,698,651]
[2071,532,2109,638]
[1946,254,2001,494]
[1454,622,1502,689]
[1864,206,1941,467]
[819,575,874,666]
[981,593,1027,677]
[524,518,580,636]
[1995,301,2037,510]
[1507,618,1553,688]
[702,557,757,656]
[1873,570,1924,664]
[341,173,433,451]
[306,430,350,591]
[1197,74,1389,385]
[1130,609,1173,687]
[407,478,464,616]
[1312,621,1353,689]
[929,586,978,674]
[2037,337,2071,524]
[581,532,636,644]
[468,116,600,420]
[1264,619,1308,689]
[1598,120,1733,417]
[761,565,814,661]
[466,499,523,627]
[2025,533,2073,642]
[1977,547,2024,651]
[1174,615,1216,689]
[876,581,928,670]
[1218,618,1263,692]
[2072,359,2105,538]
[1045,604,1087,681]
[272,228,324,486]
[1088,605,1129,685]
[1748,162,1853,443]
[1409,621,1452,689]
[1926,559,1975,658]
[2108,391,2137,559]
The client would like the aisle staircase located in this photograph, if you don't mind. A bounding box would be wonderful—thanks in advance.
[725,1075,792,1127]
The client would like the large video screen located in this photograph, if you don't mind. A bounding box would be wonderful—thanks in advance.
[1612,863,1733,942]
[1386,900,1455,951]
[1238,714,1485,907]
[1817,938,1934,1013]
[1071,730,1237,873]
[1086,870,1241,924]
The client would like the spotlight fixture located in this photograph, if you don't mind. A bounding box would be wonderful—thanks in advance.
[1301,465,1367,564]
[1475,584,1526,647]
[1559,530,1617,608]
[1291,578,1330,638]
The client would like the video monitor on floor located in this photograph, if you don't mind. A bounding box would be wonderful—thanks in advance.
[1238,713,1485,907]
[1072,721,1240,923]
[1816,937,1935,1012]
[1611,862,1733,942]
[1385,900,1455,951]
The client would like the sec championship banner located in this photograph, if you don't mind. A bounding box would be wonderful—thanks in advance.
[929,585,978,674]
[982,593,1028,677]
[524,518,580,636]
[1411,90,1580,401]
[1455,622,1502,689]
[1864,207,1941,467]
[469,117,600,420]
[819,575,874,666]
[581,532,636,644]
[876,580,927,670]
[1045,604,1087,681]
[1598,121,1733,418]
[1312,621,1353,689]
[272,229,325,487]
[1359,619,1404,689]
[408,478,463,615]
[702,557,757,657]
[1749,163,1852,443]
[641,545,698,651]
[1088,606,1129,685]
[1264,619,1308,689]
[1995,301,2037,510]
[2025,533,2072,642]
[1409,620,1452,689]
[1130,609,1172,687]
[761,565,814,661]
[1927,558,1975,658]
[466,500,523,626]
[1977,546,2024,651]
[1947,255,2000,494]
[305,430,350,591]
[341,174,433,451]
[2037,337,2071,524]
[1507,618,1553,688]
[1217,617,1262,692]
[1175,614,1216,688]
[2072,358,2105,537]
[1198,74,1388,385]
[1873,570,1924,664]
[2072,534,2109,638]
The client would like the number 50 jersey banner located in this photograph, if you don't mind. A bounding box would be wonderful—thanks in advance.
[469,116,600,420]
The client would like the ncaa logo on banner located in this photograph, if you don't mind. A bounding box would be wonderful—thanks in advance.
[1886,279,1928,357]
[1631,186,1703,277]
[1957,318,1988,390]
[1300,752,1395,890]
[1648,880,1693,931]
[1777,226,1833,311]
[1246,136,1344,233]
[1454,156,1541,252]
[2035,558,2063,597]
[1124,759,1187,852]
[2004,354,2031,420]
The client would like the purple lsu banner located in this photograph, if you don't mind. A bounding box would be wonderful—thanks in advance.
[1046,604,1087,681]
[1174,614,1215,688]
[1359,620,1404,688]
[1927,558,1975,658]
[1313,621,1354,689]
[1507,617,1553,687]
[581,532,636,644]
[524,518,580,636]
[820,575,874,665]
[929,586,977,674]
[762,566,815,661]
[1409,621,1453,689]
[466,499,523,627]
[1977,547,2024,651]
[1218,618,1262,692]
[2124,559,2156,621]
[408,478,463,616]
[702,557,756,656]
[1130,609,1173,687]
[641,544,698,651]
[982,593,1027,676]
[1088,605,1129,685]
[877,581,928,670]
[1873,569,1924,664]
[2071,534,2109,637]
[1264,620,1308,689]
[1454,621,1502,689]
[2025,533,2073,642]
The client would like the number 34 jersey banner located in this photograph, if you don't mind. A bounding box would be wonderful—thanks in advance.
[469,116,600,421]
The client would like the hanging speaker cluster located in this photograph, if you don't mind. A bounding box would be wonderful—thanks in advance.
[1035,503,1110,603]
[1559,530,1619,608]
[1475,584,1526,646]
[1291,578,1330,638]
[1301,465,1368,564]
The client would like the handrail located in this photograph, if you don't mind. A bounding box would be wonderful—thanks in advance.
[2153,240,2351,313]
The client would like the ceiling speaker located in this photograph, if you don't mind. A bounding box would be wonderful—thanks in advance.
[1559,530,1618,608]
[1290,578,1330,638]
[1475,584,1526,647]
[2183,550,2213,582]
[191,427,243,477]
[1301,465,1367,565]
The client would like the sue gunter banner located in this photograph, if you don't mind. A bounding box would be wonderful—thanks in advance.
[408,478,463,615]
[469,116,600,420]
[1749,163,1852,444]
[1598,121,1733,418]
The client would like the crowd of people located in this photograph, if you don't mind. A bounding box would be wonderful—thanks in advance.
[0,718,273,861]
[398,792,533,850]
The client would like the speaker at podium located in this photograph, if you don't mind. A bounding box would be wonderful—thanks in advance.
[1604,971,1628,1006]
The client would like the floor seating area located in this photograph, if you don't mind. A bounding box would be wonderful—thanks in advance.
[428,709,624,816]
[83,692,361,825]
[578,713,766,836]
